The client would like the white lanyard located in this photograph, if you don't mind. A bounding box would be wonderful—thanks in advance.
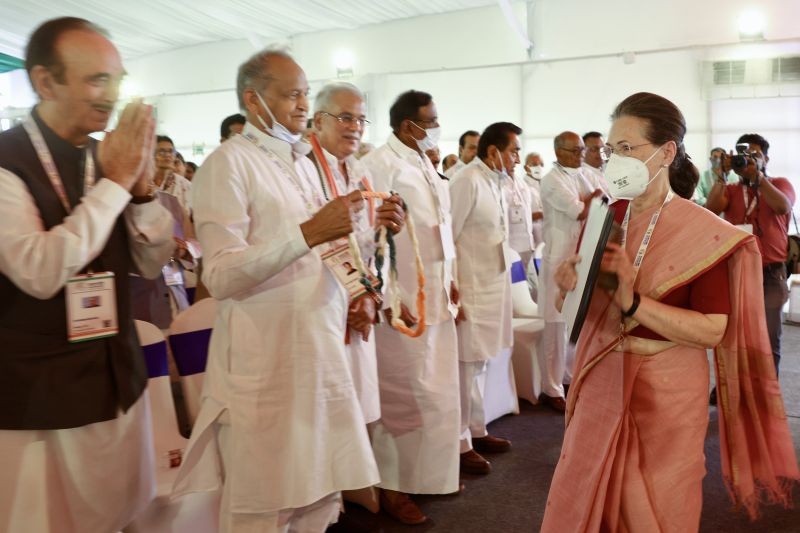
[505,174,525,207]
[24,116,95,214]
[479,165,508,240]
[244,132,324,216]
[621,189,674,281]
[742,186,757,218]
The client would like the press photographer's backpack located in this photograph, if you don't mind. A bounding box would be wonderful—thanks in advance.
[787,213,800,275]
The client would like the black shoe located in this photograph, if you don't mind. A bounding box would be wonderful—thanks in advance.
[709,387,717,406]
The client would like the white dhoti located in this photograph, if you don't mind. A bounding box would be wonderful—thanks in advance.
[0,394,155,533]
[344,334,380,424]
[369,320,460,495]
[538,258,575,399]
[458,359,488,453]
[217,423,342,533]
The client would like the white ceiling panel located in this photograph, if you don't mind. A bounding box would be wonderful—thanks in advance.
[0,0,496,59]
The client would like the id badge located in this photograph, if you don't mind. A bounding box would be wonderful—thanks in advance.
[65,272,118,342]
[321,241,378,300]
[438,217,456,261]
[736,224,753,234]
[162,260,184,286]
[510,206,525,224]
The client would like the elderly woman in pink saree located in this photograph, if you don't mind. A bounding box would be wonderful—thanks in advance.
[541,92,798,533]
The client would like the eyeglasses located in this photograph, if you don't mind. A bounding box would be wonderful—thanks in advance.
[319,111,370,128]
[599,142,653,161]
[155,149,176,157]
[412,118,439,127]
[558,146,586,155]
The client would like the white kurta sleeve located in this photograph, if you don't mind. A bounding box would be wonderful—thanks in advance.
[192,151,311,301]
[542,174,583,220]
[124,199,175,279]
[0,170,150,299]
[448,173,476,243]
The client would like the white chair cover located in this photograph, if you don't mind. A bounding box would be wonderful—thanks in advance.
[125,320,220,533]
[167,299,217,428]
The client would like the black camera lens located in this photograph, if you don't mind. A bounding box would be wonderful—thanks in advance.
[731,155,748,169]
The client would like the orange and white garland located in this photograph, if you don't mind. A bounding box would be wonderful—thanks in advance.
[309,133,426,338]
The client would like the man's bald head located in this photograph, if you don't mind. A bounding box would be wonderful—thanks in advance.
[554,131,585,168]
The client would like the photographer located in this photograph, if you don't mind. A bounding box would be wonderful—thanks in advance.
[706,133,795,375]
[693,147,737,206]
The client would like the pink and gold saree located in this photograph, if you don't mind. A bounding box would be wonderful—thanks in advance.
[541,198,798,532]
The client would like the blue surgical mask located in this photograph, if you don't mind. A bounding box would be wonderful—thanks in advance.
[255,91,303,145]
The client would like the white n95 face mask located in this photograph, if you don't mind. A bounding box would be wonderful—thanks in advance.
[604,146,664,200]
[411,122,441,152]
[255,92,303,145]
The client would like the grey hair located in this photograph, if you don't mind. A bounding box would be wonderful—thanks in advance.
[313,82,364,114]
[236,48,294,111]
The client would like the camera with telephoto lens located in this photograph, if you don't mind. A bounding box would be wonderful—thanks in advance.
[731,143,757,171]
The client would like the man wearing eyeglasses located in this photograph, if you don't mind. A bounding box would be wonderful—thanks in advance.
[539,131,604,413]
[309,81,405,517]
[361,90,462,525]
[129,134,195,329]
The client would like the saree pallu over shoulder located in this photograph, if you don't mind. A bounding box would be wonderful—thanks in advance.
[557,198,797,526]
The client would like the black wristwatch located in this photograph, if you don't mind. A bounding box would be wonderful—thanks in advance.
[622,292,641,318]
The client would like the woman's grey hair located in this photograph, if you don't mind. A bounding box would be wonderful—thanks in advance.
[313,82,364,114]
[236,48,294,111]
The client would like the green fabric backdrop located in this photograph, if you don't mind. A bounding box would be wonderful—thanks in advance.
[0,53,24,73]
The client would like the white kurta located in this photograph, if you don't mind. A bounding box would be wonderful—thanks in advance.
[318,146,380,424]
[539,165,594,323]
[581,162,608,195]
[444,158,467,179]
[504,171,535,257]
[523,173,544,247]
[361,134,460,495]
[173,122,379,514]
[450,159,513,363]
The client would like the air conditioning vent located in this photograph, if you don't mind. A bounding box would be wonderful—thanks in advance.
[772,56,800,82]
[713,60,746,85]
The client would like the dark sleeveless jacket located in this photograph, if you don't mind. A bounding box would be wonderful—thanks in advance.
[0,110,147,430]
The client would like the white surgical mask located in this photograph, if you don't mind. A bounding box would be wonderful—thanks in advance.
[255,92,304,146]
[604,146,664,200]
[410,121,441,152]
[529,166,543,179]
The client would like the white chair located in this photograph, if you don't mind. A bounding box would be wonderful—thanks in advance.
[483,346,520,424]
[483,250,532,424]
[168,298,217,428]
[506,250,546,405]
[124,320,219,533]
